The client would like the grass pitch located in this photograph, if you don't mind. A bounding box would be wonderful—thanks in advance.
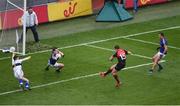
[0,3,180,105]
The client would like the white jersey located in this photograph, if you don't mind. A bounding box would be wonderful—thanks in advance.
[12,59,23,70]
[22,11,38,27]
[12,59,24,79]
[49,53,61,65]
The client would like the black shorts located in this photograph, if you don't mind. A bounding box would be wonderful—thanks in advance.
[115,62,126,71]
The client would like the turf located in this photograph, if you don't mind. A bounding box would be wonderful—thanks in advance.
[0,4,180,105]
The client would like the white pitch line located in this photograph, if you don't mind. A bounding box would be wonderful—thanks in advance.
[85,44,152,60]
[0,57,11,61]
[124,37,180,50]
[1,25,180,61]
[0,60,165,96]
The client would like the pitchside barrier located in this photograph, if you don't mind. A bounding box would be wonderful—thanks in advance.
[0,0,169,30]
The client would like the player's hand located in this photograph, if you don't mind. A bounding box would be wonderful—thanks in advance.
[109,56,113,61]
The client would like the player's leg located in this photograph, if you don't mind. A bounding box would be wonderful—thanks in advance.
[19,70,31,90]
[21,77,31,90]
[149,53,159,73]
[14,69,24,90]
[112,63,125,87]
[100,64,116,77]
[157,54,165,71]
[54,63,64,72]
[30,26,39,42]
[18,27,28,43]
[45,60,51,70]
[45,65,50,70]
[112,68,121,87]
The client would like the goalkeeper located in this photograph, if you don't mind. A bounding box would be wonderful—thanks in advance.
[12,52,31,90]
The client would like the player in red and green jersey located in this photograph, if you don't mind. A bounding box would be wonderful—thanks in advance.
[100,45,132,87]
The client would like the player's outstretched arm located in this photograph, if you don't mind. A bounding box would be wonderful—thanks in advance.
[12,52,16,65]
[59,51,64,57]
[12,52,15,59]
[109,55,114,61]
[21,56,31,62]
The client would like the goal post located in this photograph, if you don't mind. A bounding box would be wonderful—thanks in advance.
[0,0,27,55]
[22,0,27,55]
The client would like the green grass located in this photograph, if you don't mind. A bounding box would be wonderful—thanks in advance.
[0,11,180,105]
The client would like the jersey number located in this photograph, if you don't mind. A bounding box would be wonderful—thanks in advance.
[119,53,126,60]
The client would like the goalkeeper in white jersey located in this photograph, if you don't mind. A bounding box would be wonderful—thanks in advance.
[12,53,31,90]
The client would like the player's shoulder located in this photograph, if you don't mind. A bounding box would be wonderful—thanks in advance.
[162,38,168,44]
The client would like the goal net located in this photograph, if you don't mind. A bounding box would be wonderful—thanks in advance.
[0,0,26,55]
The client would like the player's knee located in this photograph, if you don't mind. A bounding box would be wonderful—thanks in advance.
[111,70,117,75]
[112,72,117,76]
[61,64,64,67]
[110,65,115,70]
[152,58,154,62]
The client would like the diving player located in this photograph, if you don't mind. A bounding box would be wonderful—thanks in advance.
[12,52,31,90]
[45,48,64,72]
[149,32,168,73]
[100,45,132,87]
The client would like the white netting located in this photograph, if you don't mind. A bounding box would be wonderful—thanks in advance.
[0,0,25,54]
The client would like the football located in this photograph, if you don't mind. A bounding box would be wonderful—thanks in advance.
[10,47,16,52]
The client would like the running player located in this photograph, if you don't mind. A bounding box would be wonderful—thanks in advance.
[12,53,31,90]
[45,48,64,72]
[100,45,132,87]
[149,32,168,73]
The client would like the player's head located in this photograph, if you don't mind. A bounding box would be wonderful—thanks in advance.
[52,47,57,51]
[13,55,19,60]
[27,7,33,14]
[159,32,165,39]
[52,47,59,54]
[114,45,120,50]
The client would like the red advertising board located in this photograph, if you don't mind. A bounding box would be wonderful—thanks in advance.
[125,0,168,9]
[0,9,23,29]
[92,0,104,11]
[0,5,48,29]
[32,5,49,24]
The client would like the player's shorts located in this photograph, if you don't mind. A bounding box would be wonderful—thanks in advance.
[48,60,62,68]
[13,69,24,79]
[115,62,126,71]
[155,52,166,59]
[53,63,61,67]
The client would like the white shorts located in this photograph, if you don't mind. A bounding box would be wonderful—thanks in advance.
[48,62,61,68]
[53,63,61,67]
[155,52,166,59]
[13,69,24,79]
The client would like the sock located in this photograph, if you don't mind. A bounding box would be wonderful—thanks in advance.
[25,82,30,89]
[19,79,23,85]
[158,64,163,69]
[113,75,120,84]
[104,69,112,76]
[45,65,50,70]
